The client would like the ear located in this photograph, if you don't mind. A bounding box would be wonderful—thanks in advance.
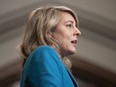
[48,33,52,38]
[48,30,55,38]
[48,32,53,38]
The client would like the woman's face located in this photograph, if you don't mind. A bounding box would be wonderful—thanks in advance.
[51,12,81,57]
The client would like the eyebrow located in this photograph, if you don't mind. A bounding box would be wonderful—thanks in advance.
[65,20,74,23]
[65,20,77,27]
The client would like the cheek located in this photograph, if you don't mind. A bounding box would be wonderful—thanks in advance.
[52,33,69,47]
[60,33,71,45]
[59,34,71,44]
[52,33,61,41]
[52,30,65,41]
[52,29,72,46]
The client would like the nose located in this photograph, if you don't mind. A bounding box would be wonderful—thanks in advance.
[74,27,81,36]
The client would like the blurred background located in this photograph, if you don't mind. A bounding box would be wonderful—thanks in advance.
[0,0,116,87]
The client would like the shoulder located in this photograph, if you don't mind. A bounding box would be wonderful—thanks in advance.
[30,45,59,63]
[24,46,58,66]
[28,45,62,72]
[33,45,56,54]
[25,47,63,87]
[31,46,58,56]
[24,45,61,71]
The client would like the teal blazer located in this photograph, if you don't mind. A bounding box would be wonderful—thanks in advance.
[20,46,78,87]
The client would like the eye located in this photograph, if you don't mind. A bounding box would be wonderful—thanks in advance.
[66,24,73,28]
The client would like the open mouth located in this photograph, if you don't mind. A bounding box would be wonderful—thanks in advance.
[71,40,77,44]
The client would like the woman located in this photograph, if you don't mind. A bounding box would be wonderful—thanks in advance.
[19,5,81,87]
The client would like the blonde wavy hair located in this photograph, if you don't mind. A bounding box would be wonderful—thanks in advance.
[18,5,79,69]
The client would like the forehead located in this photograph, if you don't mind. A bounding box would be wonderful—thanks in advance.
[59,11,76,24]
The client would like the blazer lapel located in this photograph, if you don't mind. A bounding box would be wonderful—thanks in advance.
[66,68,79,87]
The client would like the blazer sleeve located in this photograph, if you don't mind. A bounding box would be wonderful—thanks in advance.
[27,46,62,87]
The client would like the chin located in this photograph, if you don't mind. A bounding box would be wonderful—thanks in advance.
[69,48,77,55]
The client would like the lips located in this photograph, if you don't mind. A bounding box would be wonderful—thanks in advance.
[71,40,77,44]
